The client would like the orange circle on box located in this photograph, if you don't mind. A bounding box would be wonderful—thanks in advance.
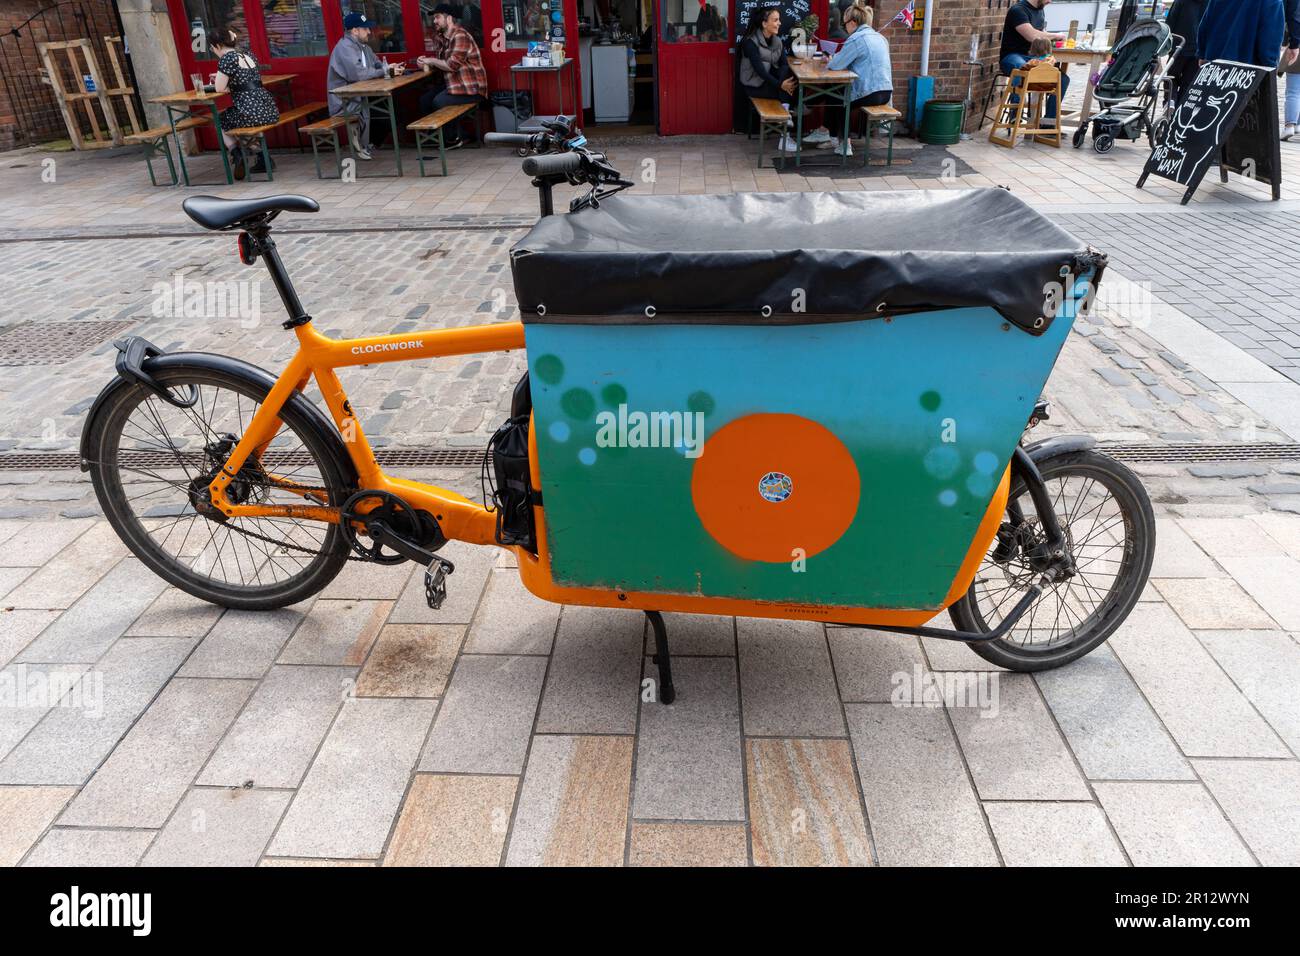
[691,413,861,563]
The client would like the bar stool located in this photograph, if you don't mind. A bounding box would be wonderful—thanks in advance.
[978,72,1011,131]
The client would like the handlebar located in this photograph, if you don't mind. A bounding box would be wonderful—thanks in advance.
[522,152,583,178]
[483,132,533,148]
[484,116,630,215]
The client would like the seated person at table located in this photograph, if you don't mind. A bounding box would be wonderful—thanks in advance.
[999,0,1068,127]
[415,3,488,150]
[740,7,798,151]
[327,11,405,161]
[210,27,278,179]
[827,2,893,156]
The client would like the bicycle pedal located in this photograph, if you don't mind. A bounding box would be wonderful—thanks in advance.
[424,557,455,610]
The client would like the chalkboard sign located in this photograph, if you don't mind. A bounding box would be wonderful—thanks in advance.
[1220,70,1282,200]
[1137,60,1270,205]
[735,0,812,45]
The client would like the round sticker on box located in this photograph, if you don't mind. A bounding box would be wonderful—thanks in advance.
[757,471,793,503]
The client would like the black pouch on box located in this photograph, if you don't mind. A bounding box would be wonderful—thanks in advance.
[487,414,536,552]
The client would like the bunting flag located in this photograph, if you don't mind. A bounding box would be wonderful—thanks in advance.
[889,1,915,28]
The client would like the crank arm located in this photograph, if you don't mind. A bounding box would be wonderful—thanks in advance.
[365,519,436,565]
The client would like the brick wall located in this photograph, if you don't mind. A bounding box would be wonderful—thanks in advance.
[0,0,131,149]
[876,0,1016,132]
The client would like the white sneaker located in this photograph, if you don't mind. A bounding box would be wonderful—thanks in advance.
[1284,123,1297,141]
[803,127,831,144]
[778,134,799,152]
[355,147,373,161]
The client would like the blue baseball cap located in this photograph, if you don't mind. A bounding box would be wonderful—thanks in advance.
[343,12,373,29]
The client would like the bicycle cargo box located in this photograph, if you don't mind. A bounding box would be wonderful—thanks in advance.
[510,189,1103,611]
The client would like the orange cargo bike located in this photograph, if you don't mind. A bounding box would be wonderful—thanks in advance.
[81,119,1155,703]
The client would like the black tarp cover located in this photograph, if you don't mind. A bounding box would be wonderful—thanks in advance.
[509,189,1105,335]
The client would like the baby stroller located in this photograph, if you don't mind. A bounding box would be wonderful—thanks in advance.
[1073,17,1182,153]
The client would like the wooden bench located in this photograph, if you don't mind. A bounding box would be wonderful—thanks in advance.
[299,114,360,180]
[125,115,210,187]
[861,103,902,167]
[749,97,791,169]
[407,102,482,177]
[226,101,327,181]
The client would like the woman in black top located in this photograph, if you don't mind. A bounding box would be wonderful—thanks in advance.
[739,8,795,104]
[211,27,279,178]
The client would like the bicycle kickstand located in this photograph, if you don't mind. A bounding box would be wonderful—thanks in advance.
[645,610,676,705]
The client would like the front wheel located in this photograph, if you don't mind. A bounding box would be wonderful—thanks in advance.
[948,449,1155,672]
[86,364,353,610]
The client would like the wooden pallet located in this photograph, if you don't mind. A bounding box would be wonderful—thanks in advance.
[103,36,143,138]
[37,39,122,149]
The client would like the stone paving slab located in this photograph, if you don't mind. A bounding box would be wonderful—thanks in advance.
[268,697,436,860]
[1093,782,1255,867]
[197,665,355,789]
[142,788,293,867]
[983,802,1128,867]
[59,676,254,828]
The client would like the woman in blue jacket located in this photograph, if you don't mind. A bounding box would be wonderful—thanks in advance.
[826,2,893,155]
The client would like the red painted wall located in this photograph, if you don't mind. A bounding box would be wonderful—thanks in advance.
[162,0,584,148]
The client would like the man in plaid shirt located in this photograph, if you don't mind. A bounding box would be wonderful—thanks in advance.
[416,4,488,149]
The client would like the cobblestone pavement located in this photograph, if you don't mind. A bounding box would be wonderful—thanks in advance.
[2,223,1298,522]
[1057,210,1300,385]
[1,506,1298,866]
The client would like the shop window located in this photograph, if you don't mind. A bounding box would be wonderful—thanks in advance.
[502,0,557,48]
[660,0,725,43]
[183,0,248,60]
[419,0,484,46]
[263,0,330,58]
[343,0,407,53]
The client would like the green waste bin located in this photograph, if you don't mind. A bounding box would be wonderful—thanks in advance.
[919,99,966,145]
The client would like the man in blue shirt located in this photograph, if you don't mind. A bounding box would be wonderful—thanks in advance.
[999,0,1069,123]
[1196,0,1285,68]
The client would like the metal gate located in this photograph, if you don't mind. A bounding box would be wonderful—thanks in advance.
[0,0,143,148]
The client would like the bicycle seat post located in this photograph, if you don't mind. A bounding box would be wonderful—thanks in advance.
[247,225,311,329]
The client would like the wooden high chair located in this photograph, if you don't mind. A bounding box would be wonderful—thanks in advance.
[988,64,1063,149]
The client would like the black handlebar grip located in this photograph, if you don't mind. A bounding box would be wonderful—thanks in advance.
[484,132,532,147]
[522,152,583,177]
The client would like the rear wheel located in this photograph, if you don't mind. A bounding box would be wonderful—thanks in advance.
[87,365,352,610]
[948,449,1155,672]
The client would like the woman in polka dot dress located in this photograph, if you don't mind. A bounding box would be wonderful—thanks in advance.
[211,27,279,178]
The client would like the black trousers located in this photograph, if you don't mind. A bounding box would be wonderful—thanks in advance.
[851,90,892,109]
[743,76,794,105]
[418,87,484,143]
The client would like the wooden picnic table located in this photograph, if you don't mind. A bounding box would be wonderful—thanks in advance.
[1053,47,1113,129]
[150,74,297,186]
[331,70,434,177]
[788,57,857,167]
